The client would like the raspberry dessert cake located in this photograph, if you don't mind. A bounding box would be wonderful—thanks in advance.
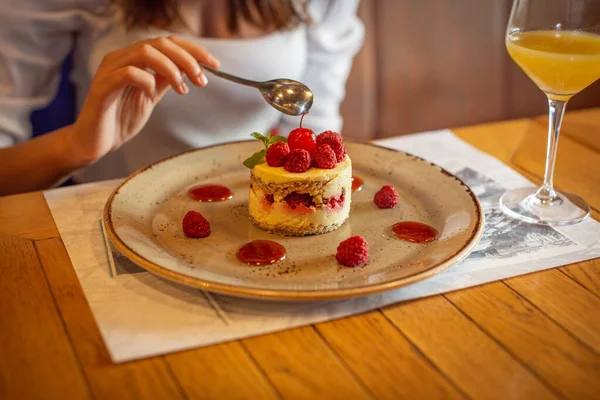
[244,128,352,236]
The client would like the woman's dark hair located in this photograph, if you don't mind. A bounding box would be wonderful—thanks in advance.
[113,0,311,32]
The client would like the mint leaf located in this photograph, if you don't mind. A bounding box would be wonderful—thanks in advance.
[243,132,284,169]
[250,132,270,148]
[267,135,287,146]
[243,149,267,169]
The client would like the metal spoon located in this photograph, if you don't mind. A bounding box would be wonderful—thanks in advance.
[200,64,313,116]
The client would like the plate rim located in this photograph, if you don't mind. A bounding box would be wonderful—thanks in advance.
[103,140,484,301]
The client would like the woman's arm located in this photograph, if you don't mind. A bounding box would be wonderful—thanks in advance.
[0,2,218,196]
[280,0,365,135]
[0,125,85,195]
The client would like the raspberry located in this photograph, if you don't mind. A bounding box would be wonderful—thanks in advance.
[324,193,345,210]
[288,128,317,154]
[182,210,210,238]
[284,192,315,209]
[316,131,346,162]
[284,148,311,173]
[266,142,290,167]
[336,236,369,267]
[374,185,399,209]
[312,144,337,169]
[265,194,274,204]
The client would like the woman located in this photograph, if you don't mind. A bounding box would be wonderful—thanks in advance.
[0,0,363,196]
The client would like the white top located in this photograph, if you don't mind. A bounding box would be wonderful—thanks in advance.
[0,0,364,182]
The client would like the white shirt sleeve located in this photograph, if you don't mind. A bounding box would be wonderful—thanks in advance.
[279,0,365,136]
[0,0,102,147]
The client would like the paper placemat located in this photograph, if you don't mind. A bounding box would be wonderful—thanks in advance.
[44,130,600,363]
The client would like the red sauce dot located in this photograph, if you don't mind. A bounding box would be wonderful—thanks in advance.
[237,240,287,266]
[351,175,364,192]
[188,185,233,202]
[392,221,438,244]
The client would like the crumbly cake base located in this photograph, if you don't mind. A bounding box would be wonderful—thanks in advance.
[250,171,327,199]
[249,214,349,237]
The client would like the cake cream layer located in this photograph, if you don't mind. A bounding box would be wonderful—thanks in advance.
[251,156,352,202]
[253,156,350,183]
[249,186,350,232]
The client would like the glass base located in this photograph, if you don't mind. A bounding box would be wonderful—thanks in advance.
[499,187,590,226]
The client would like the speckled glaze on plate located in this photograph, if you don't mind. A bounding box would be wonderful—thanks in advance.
[103,141,484,301]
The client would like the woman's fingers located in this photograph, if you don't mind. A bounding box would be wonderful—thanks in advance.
[101,37,220,93]
[150,37,207,87]
[105,66,157,99]
[135,43,189,94]
[103,42,186,94]
[153,74,172,102]
[168,36,220,69]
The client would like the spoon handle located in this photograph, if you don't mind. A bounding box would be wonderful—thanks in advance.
[199,64,261,88]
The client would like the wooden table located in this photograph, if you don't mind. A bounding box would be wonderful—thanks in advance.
[2,109,600,400]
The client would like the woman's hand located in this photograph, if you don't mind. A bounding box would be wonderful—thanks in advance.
[69,36,219,163]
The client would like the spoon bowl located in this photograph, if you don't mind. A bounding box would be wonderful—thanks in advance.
[200,65,313,116]
[259,79,313,116]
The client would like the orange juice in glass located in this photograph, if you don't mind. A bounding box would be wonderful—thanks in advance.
[499,0,600,225]
[506,30,600,101]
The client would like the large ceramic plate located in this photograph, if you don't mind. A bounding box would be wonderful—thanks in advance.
[103,141,484,300]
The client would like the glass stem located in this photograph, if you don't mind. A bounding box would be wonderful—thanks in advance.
[536,98,567,202]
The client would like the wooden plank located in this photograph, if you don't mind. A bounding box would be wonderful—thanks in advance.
[511,121,600,210]
[446,282,600,400]
[504,269,600,354]
[452,118,532,164]
[0,234,90,400]
[315,311,465,399]
[536,107,600,154]
[165,341,280,400]
[376,0,509,137]
[560,259,600,298]
[242,326,372,399]
[340,0,377,141]
[0,192,59,240]
[34,239,184,400]
[382,296,558,400]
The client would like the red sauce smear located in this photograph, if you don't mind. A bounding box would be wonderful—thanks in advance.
[351,175,364,192]
[237,240,287,266]
[188,184,233,202]
[393,221,438,244]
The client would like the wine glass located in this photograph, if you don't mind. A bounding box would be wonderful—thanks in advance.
[499,0,600,225]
